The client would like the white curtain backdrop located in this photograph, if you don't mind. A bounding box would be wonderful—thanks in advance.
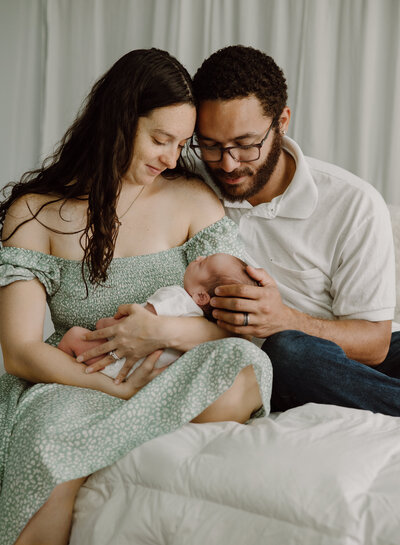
[1,0,400,201]
[0,0,399,372]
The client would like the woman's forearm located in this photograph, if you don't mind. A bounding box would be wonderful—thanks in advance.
[157,316,230,352]
[0,281,132,395]
[77,306,232,372]
[4,340,136,399]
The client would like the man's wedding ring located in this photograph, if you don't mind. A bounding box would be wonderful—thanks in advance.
[243,312,249,326]
[109,350,119,361]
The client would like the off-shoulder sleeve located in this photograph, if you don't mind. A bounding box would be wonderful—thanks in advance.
[184,216,246,263]
[0,247,61,296]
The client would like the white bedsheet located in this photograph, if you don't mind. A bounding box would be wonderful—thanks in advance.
[70,403,400,545]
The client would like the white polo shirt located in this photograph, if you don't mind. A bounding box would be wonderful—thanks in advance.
[209,136,396,322]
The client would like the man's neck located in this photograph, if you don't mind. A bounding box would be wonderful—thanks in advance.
[248,149,296,206]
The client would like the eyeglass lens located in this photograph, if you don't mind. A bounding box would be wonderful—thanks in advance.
[198,146,260,162]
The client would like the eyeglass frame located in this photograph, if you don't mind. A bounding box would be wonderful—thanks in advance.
[190,116,278,163]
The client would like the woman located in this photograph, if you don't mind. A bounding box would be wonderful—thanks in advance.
[0,49,272,544]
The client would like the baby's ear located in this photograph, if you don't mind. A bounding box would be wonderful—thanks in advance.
[192,291,210,306]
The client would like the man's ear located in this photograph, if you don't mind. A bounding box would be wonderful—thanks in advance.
[192,291,210,306]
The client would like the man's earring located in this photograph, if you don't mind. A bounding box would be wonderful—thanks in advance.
[281,128,287,136]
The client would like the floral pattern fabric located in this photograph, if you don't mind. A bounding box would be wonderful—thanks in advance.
[0,217,272,544]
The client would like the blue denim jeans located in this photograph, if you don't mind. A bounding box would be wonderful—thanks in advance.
[262,330,400,416]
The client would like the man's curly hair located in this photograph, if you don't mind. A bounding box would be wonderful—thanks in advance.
[193,45,288,120]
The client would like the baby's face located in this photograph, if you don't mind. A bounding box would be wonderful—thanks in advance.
[184,253,236,296]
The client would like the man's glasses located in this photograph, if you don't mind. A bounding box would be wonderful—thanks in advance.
[190,117,277,163]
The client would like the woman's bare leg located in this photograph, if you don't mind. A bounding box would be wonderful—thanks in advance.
[192,365,262,424]
[15,477,86,545]
[15,367,261,542]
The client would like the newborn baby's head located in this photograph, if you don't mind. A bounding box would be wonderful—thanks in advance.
[184,253,257,321]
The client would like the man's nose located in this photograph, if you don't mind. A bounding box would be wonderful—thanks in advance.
[218,150,241,172]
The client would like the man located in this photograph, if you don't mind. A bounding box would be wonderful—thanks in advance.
[191,45,400,416]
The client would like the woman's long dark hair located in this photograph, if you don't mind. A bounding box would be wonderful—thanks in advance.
[0,48,196,286]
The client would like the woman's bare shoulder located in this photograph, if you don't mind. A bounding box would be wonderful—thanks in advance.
[2,193,84,252]
[165,175,223,207]
[2,194,50,251]
[161,175,225,236]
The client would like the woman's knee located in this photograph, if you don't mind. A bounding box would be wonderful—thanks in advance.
[192,365,262,424]
[220,336,272,369]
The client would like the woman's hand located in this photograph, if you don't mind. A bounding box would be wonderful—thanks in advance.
[113,350,166,399]
[76,304,166,382]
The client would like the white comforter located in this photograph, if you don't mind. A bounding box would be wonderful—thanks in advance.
[70,403,400,545]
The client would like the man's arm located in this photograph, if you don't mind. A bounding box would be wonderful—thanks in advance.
[210,266,392,365]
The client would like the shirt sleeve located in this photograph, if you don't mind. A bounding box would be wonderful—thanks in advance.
[0,247,61,296]
[147,286,203,317]
[331,204,396,321]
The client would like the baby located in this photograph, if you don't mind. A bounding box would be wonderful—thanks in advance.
[58,253,257,379]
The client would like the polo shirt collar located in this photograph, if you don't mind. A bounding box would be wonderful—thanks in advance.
[223,136,318,219]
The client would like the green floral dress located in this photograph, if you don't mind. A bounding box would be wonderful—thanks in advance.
[0,217,272,544]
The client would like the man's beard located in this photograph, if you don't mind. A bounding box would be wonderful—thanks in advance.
[205,129,283,202]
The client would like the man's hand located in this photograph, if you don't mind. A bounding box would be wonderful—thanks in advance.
[211,265,296,338]
[212,265,392,366]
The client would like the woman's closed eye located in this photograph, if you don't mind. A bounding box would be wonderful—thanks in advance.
[152,138,168,146]
[152,138,185,149]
